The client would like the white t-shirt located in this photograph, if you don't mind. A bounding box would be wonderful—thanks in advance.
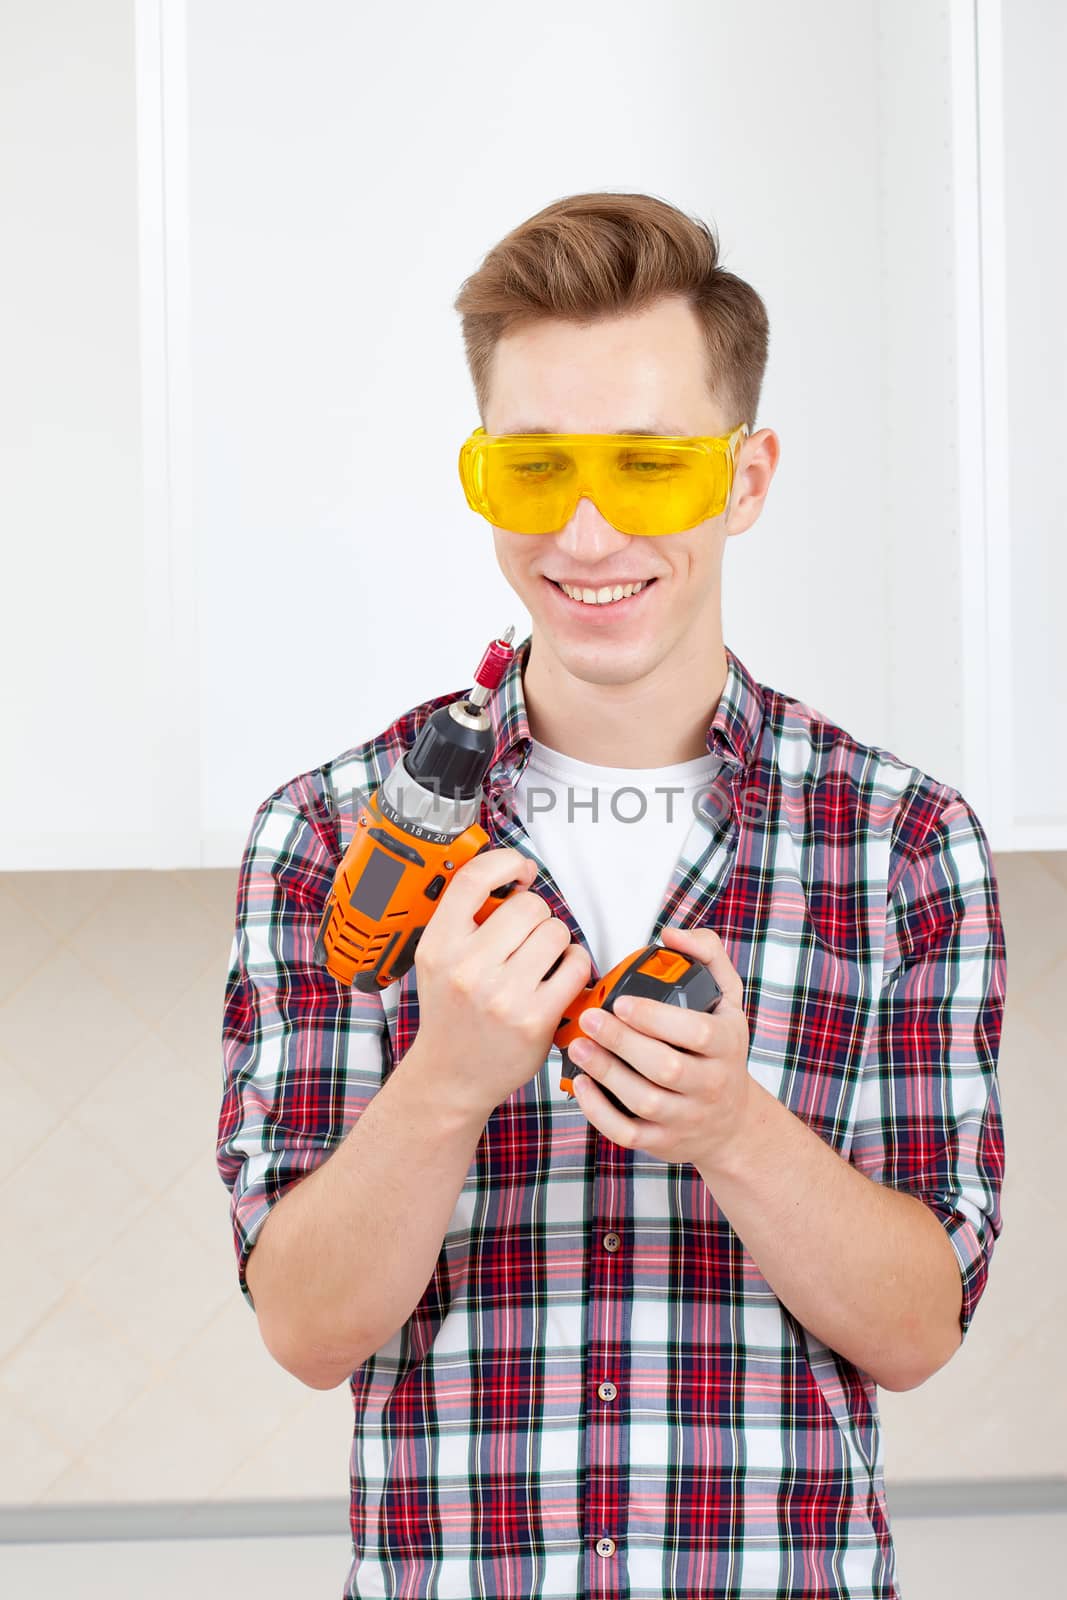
[511,736,724,979]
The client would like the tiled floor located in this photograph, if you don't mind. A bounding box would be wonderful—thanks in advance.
[0,1513,1063,1598]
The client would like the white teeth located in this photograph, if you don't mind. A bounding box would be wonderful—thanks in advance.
[559,580,649,604]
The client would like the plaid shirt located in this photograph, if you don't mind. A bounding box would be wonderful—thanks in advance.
[218,634,1006,1600]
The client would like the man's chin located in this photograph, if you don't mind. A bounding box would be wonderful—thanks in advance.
[529,604,666,688]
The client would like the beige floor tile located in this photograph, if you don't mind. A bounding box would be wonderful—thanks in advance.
[0,1289,153,1460]
[0,1242,66,1366]
[0,1118,149,1285]
[36,1452,122,1505]
[72,875,224,1031]
[0,885,55,1005]
[0,954,152,1121]
[0,1059,57,1172]
[156,961,234,1080]
[69,1030,223,1197]
[158,1294,309,1457]
[0,1390,72,1501]
[947,1314,1067,1476]
[74,1190,233,1368]
[213,1384,355,1500]
[0,869,126,943]
[1006,949,1067,1042]
[994,855,1067,1006]
[170,866,239,922]
[75,1336,299,1501]
[160,1154,235,1255]
[1040,851,1067,897]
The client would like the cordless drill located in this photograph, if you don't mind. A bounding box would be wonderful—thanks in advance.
[314,627,721,1112]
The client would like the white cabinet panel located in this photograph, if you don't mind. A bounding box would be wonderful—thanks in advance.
[1,0,155,869]
[1002,0,1067,839]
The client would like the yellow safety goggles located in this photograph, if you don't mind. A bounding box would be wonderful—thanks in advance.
[458,422,749,537]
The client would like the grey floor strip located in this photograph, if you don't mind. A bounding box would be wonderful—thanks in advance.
[886,1476,1067,1518]
[0,1479,1064,1544]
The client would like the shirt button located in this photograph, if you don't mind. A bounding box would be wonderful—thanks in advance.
[597,1381,617,1402]
[595,1537,616,1558]
[603,1232,621,1252]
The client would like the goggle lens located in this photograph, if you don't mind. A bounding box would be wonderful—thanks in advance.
[458,431,742,536]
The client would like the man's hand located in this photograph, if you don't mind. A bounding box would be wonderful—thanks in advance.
[567,924,752,1167]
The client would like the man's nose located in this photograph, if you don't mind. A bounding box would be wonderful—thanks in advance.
[552,494,630,555]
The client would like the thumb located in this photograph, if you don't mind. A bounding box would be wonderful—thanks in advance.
[657,923,744,1012]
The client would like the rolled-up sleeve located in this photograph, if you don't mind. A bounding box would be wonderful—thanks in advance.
[850,793,1006,1341]
[217,781,391,1313]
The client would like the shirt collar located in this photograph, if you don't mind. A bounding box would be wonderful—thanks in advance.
[484,632,765,788]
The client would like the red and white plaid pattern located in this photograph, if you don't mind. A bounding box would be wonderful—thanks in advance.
[219,634,1005,1599]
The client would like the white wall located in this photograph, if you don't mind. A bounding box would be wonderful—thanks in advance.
[185,0,891,859]
[1,0,1063,864]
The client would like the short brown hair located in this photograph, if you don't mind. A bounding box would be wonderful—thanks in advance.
[453,191,770,432]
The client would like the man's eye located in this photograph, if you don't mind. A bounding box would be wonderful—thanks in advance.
[620,458,685,473]
[508,456,571,478]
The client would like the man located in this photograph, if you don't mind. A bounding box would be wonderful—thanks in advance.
[218,192,1005,1600]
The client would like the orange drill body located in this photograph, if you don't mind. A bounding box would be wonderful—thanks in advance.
[556,945,722,1113]
[313,789,509,991]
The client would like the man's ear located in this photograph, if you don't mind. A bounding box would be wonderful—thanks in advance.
[724,427,780,536]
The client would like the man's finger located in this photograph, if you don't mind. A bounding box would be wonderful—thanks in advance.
[657,923,744,1010]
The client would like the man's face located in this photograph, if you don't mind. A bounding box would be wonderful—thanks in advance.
[482,293,771,689]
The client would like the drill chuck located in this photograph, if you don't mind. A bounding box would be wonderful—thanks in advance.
[401,699,494,807]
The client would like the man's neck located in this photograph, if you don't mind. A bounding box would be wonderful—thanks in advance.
[520,629,728,769]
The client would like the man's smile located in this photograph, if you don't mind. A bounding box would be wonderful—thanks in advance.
[542,574,660,613]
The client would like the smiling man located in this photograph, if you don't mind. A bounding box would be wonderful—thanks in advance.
[218,192,1006,1600]
[482,292,774,770]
